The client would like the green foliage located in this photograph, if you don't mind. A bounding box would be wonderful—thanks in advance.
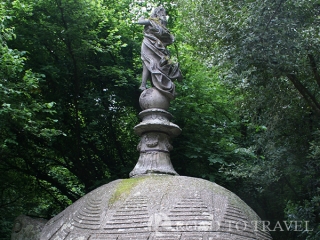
[0,0,141,238]
[170,47,246,184]
[179,0,320,115]
[1,1,320,240]
[177,0,320,239]
[0,3,68,238]
[5,0,141,189]
[286,195,320,240]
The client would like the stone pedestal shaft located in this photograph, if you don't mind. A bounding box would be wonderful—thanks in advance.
[130,88,181,177]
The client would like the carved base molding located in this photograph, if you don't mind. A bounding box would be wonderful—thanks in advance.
[131,88,181,177]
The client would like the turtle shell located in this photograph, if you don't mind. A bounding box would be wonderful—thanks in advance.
[41,175,272,240]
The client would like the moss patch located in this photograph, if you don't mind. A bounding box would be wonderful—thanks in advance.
[108,177,147,206]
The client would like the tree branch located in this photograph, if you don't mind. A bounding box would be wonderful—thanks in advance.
[2,158,81,202]
[265,0,285,30]
[287,73,320,117]
[0,195,24,209]
[308,54,320,88]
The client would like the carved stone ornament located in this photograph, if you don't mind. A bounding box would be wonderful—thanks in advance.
[130,94,181,176]
[130,6,183,177]
[39,176,273,240]
[14,6,272,240]
[11,215,47,240]
[136,6,183,99]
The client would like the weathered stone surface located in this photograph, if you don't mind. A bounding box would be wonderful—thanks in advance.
[139,88,170,110]
[130,131,178,177]
[136,7,183,97]
[11,215,47,240]
[134,108,181,137]
[132,88,181,175]
[33,6,272,240]
[130,152,178,177]
[133,6,182,177]
[40,175,272,240]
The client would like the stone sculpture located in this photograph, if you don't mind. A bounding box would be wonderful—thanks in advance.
[137,6,183,99]
[129,6,183,177]
[11,215,47,240]
[40,175,273,240]
[13,7,273,240]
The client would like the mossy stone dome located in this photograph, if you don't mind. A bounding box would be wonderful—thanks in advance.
[40,175,272,240]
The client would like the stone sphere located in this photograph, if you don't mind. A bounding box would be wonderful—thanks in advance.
[40,175,272,240]
[139,88,170,110]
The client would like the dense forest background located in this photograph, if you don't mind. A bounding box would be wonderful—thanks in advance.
[0,0,319,239]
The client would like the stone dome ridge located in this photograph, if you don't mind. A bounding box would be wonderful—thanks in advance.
[40,175,272,240]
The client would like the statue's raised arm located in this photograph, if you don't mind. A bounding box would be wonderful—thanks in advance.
[136,6,182,99]
[136,17,151,26]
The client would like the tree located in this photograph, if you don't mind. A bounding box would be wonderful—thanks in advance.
[1,0,144,238]
[7,0,142,190]
[170,50,244,186]
[0,1,65,237]
[4,0,319,239]
[177,0,320,239]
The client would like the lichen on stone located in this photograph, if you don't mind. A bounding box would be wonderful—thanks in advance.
[108,176,147,206]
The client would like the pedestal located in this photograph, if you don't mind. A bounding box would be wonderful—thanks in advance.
[129,88,181,177]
